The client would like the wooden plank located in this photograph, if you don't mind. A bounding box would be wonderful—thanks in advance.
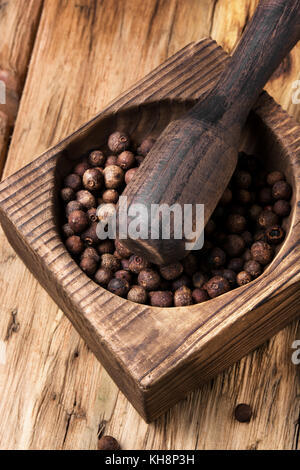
[0,0,299,449]
[0,0,43,174]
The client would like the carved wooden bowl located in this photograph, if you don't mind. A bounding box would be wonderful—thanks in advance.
[0,39,299,422]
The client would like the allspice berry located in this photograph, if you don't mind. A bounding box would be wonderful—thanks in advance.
[244,259,261,278]
[83,168,103,190]
[66,200,83,216]
[103,165,124,189]
[81,246,100,262]
[89,150,105,167]
[208,247,226,268]
[73,160,90,177]
[105,155,118,166]
[182,254,198,276]
[87,207,97,222]
[223,234,245,257]
[76,190,96,209]
[234,170,252,189]
[138,269,161,291]
[115,239,132,259]
[251,241,273,265]
[137,137,156,156]
[220,188,232,205]
[267,170,284,186]
[272,180,292,200]
[127,285,148,304]
[273,199,291,217]
[227,257,244,272]
[149,291,173,307]
[174,286,193,306]
[107,278,129,297]
[66,235,84,255]
[192,272,206,289]
[115,269,132,284]
[125,167,138,185]
[128,255,149,274]
[265,225,285,245]
[236,270,252,286]
[234,403,252,423]
[222,269,237,287]
[98,435,120,451]
[102,189,119,204]
[205,276,230,298]
[192,288,209,303]
[108,131,130,154]
[64,173,81,191]
[97,240,114,255]
[117,151,135,170]
[80,256,98,276]
[62,223,74,238]
[249,204,262,221]
[258,187,273,205]
[81,223,99,246]
[61,187,75,203]
[172,274,191,291]
[101,253,121,272]
[236,189,252,205]
[257,210,279,229]
[94,268,112,286]
[68,210,89,233]
[159,262,183,281]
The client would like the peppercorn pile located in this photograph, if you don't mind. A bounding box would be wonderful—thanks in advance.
[60,131,292,307]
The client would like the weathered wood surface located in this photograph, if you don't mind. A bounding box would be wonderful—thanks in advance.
[0,0,43,174]
[0,0,299,449]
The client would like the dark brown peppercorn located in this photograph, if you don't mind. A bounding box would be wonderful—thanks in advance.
[62,223,74,238]
[220,188,232,205]
[172,274,191,291]
[89,150,106,167]
[81,223,99,246]
[272,180,292,200]
[244,259,261,278]
[97,240,115,255]
[208,247,226,268]
[127,285,147,304]
[257,210,279,229]
[128,255,150,274]
[101,253,121,272]
[192,272,206,289]
[273,199,291,217]
[137,137,156,156]
[159,262,183,281]
[105,155,118,166]
[236,270,252,286]
[192,288,209,303]
[81,247,100,262]
[234,170,252,189]
[234,404,252,423]
[83,168,103,191]
[135,155,145,166]
[149,291,173,307]
[243,248,252,262]
[64,173,81,191]
[174,286,193,306]
[182,254,198,276]
[102,189,119,204]
[115,269,132,284]
[68,210,89,233]
[115,239,132,258]
[66,200,83,216]
[125,167,138,185]
[249,204,262,221]
[61,187,75,203]
[222,269,237,287]
[94,268,112,286]
[80,256,98,276]
[108,131,130,154]
[227,257,244,272]
[265,225,285,245]
[87,207,97,222]
[266,170,284,186]
[226,214,246,234]
[76,190,96,209]
[107,278,129,297]
[138,269,161,291]
[103,165,124,189]
[241,231,252,246]
[253,230,267,242]
[223,235,245,257]
[258,187,273,205]
[66,236,84,255]
[204,276,230,298]
[98,435,120,451]
[117,151,135,170]
[251,241,273,265]
[121,259,130,271]
[73,160,90,177]
[236,189,251,205]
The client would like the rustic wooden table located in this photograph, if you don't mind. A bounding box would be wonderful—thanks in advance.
[0,0,299,450]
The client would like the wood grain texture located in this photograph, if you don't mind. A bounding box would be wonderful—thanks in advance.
[0,0,299,450]
[0,0,43,174]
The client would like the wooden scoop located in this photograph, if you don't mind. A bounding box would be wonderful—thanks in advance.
[119,0,300,265]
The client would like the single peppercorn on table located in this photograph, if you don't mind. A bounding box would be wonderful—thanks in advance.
[0,0,299,450]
